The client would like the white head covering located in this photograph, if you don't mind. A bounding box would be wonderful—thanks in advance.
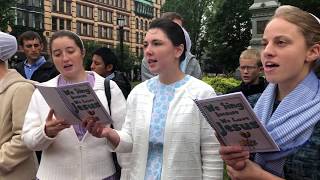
[309,13,320,24]
[0,31,17,62]
[182,27,191,52]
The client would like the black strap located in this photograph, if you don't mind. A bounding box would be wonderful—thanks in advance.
[104,78,111,115]
[104,78,121,180]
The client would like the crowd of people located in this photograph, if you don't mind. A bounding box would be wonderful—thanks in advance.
[0,4,319,180]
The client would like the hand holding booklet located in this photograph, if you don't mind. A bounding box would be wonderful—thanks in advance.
[36,82,112,125]
[194,92,279,153]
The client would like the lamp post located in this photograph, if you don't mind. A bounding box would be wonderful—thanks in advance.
[117,17,125,64]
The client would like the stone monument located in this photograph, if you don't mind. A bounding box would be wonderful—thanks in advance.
[249,0,280,49]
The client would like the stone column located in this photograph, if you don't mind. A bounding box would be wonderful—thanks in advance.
[249,0,279,49]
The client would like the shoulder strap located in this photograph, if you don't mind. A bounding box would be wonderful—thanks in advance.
[104,78,111,116]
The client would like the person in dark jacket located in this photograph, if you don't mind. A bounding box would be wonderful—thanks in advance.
[228,48,267,107]
[15,31,59,83]
[91,47,131,98]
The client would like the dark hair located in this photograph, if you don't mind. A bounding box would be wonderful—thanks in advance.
[93,47,118,72]
[149,18,186,62]
[161,12,184,24]
[49,30,84,54]
[18,31,42,46]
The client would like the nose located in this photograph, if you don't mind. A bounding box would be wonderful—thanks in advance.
[262,42,275,59]
[61,52,70,62]
[144,45,152,58]
[90,63,95,70]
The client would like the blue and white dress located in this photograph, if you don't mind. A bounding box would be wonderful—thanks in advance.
[144,75,190,180]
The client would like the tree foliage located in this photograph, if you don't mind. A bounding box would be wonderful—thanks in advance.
[161,0,212,57]
[0,0,16,32]
[204,0,253,73]
[83,41,136,73]
[279,0,320,17]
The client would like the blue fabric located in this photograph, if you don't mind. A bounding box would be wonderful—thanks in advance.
[144,75,190,180]
[180,58,187,72]
[253,71,320,176]
[106,72,115,80]
[23,56,46,79]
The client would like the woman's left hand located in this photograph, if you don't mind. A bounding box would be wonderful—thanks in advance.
[226,160,283,180]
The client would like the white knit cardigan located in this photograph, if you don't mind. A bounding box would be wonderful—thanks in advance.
[22,72,127,180]
[115,76,223,180]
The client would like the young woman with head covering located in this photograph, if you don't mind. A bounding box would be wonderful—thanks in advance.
[22,30,127,180]
[84,18,223,180]
[0,31,38,180]
[219,5,320,180]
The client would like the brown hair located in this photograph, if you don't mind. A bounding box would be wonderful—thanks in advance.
[19,31,42,46]
[239,48,262,67]
[272,5,320,48]
[161,12,184,24]
[49,30,84,54]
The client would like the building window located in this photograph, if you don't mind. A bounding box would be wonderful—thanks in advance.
[35,13,43,29]
[140,19,143,30]
[76,4,81,16]
[59,0,64,12]
[66,1,71,14]
[77,22,81,34]
[52,0,57,12]
[28,13,35,28]
[136,32,139,43]
[16,10,26,26]
[83,6,87,17]
[145,20,148,31]
[107,11,112,23]
[60,19,65,30]
[67,20,71,30]
[107,27,113,39]
[136,18,139,29]
[140,32,143,44]
[52,17,58,31]
[88,7,93,19]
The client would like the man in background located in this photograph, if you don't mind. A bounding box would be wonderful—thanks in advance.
[141,12,202,81]
[228,48,267,107]
[15,31,58,82]
[91,47,131,98]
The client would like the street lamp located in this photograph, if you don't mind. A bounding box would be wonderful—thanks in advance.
[117,17,125,63]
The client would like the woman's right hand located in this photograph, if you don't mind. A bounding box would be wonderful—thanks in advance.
[219,145,250,170]
[82,117,111,138]
[83,117,120,148]
[45,109,70,138]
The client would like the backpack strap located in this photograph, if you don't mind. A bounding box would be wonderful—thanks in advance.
[104,78,111,115]
[104,78,121,179]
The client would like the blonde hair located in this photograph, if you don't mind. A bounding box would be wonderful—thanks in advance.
[239,48,262,66]
[272,5,320,48]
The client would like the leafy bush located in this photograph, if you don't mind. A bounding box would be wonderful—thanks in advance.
[202,76,241,94]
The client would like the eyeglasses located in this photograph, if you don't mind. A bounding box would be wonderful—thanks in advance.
[24,44,40,48]
[239,65,258,71]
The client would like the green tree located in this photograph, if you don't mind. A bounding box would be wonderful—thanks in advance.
[204,0,253,73]
[83,41,137,74]
[83,40,104,70]
[161,0,212,57]
[0,0,16,32]
[114,44,137,73]
[279,0,320,17]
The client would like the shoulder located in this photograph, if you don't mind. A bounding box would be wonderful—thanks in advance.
[184,76,216,98]
[227,85,242,93]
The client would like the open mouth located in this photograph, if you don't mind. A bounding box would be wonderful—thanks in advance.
[147,59,158,68]
[265,62,279,68]
[63,64,73,70]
